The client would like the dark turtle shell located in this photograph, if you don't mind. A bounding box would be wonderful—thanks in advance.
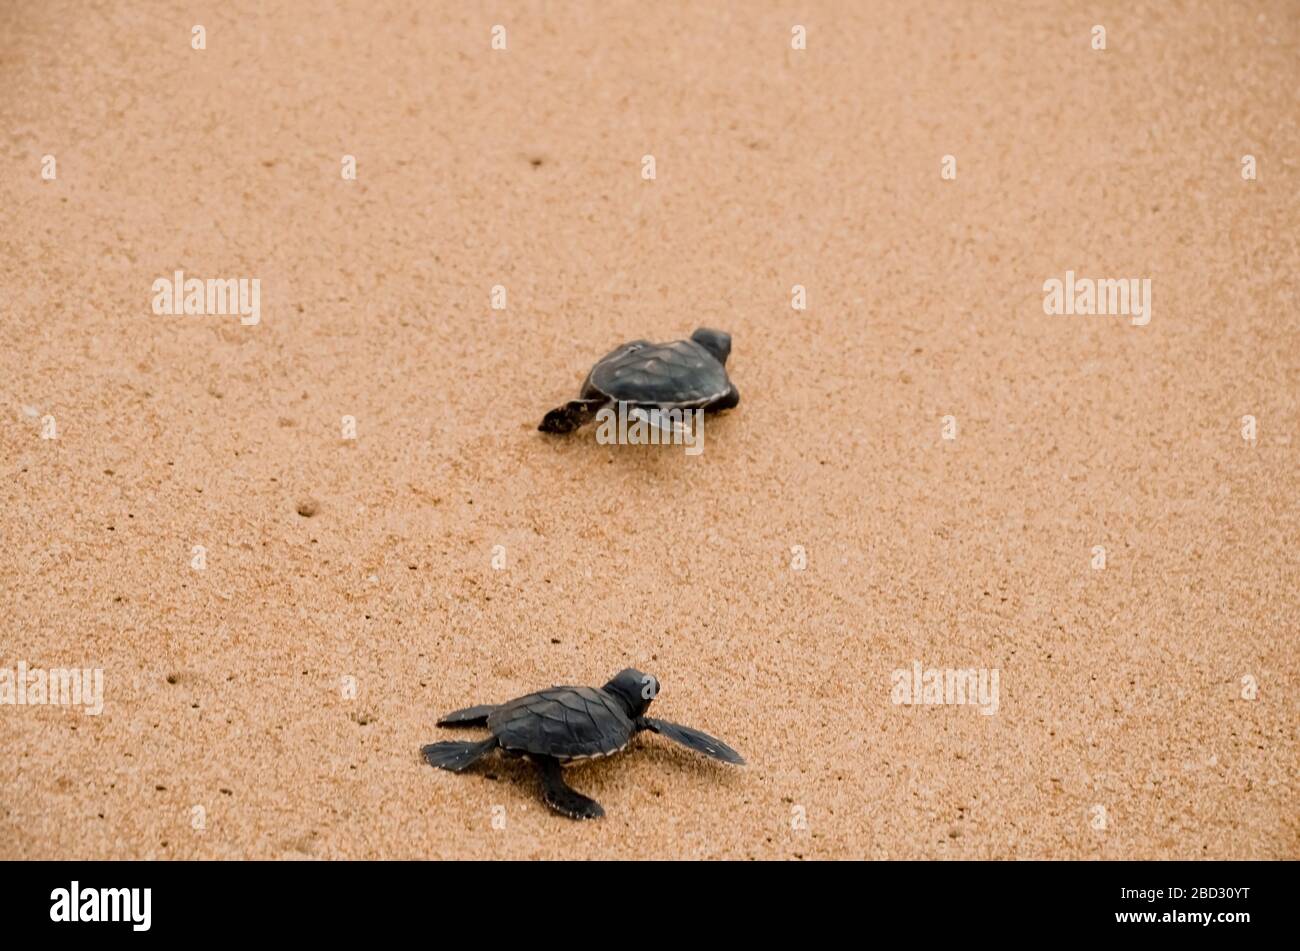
[487,686,635,761]
[581,338,731,406]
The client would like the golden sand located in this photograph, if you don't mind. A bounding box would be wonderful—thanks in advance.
[1,1,1296,859]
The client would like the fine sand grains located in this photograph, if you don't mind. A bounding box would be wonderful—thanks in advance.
[1,1,1296,859]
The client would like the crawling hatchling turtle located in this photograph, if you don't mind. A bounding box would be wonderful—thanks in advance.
[421,668,744,820]
[538,327,740,434]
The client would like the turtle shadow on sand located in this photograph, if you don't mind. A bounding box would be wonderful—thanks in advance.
[421,668,745,820]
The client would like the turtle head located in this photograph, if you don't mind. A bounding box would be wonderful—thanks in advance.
[690,327,731,365]
[603,668,659,718]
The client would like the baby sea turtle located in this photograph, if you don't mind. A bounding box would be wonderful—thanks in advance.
[421,668,744,820]
[538,327,740,434]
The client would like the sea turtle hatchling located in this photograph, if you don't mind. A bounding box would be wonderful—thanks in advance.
[538,327,740,434]
[421,668,744,820]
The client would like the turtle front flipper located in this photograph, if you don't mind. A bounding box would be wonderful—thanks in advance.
[709,383,740,412]
[638,717,745,765]
[539,399,604,434]
[437,704,499,727]
[537,757,605,820]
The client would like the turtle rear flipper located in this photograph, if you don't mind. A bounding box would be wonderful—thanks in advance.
[437,704,499,727]
[539,399,604,434]
[421,738,497,772]
[538,757,605,820]
[638,716,745,765]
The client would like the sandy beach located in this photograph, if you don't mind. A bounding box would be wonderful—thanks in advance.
[1,1,1296,859]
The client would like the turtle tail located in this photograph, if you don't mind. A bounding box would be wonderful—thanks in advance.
[421,738,497,772]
